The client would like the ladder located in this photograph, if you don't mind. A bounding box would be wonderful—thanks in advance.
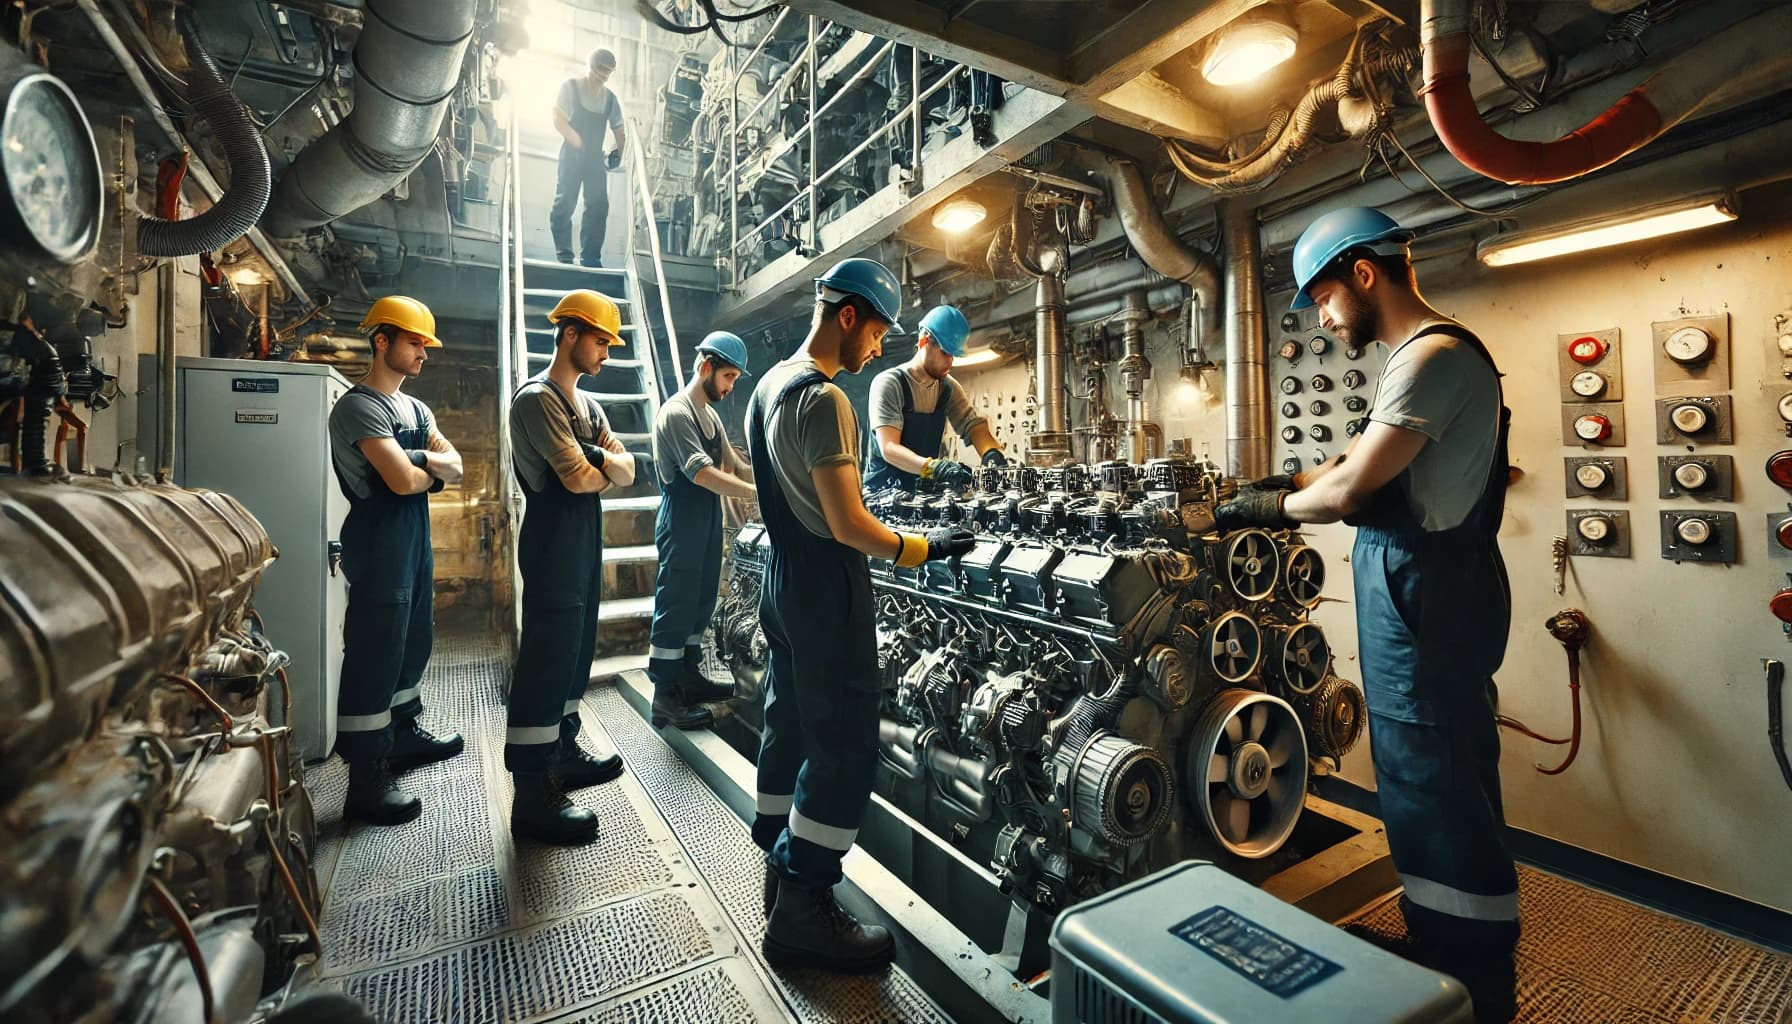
[501,111,683,652]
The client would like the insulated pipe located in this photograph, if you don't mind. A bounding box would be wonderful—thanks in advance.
[135,9,271,257]
[1419,0,1792,185]
[1222,203,1269,478]
[1030,273,1071,463]
[265,0,477,234]
[1117,290,1154,463]
[1102,157,1221,348]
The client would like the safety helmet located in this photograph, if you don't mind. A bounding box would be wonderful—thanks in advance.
[1289,207,1414,311]
[695,330,750,374]
[549,289,625,345]
[814,257,904,333]
[918,305,969,357]
[589,48,617,70]
[359,295,443,348]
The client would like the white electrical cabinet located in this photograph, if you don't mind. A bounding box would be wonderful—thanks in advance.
[175,358,350,761]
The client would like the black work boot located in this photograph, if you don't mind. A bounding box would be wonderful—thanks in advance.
[387,718,464,774]
[344,758,422,826]
[649,658,713,730]
[554,733,624,790]
[682,646,736,703]
[510,770,599,846]
[762,879,895,973]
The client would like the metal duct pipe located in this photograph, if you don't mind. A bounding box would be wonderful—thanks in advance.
[1223,203,1268,477]
[132,7,271,256]
[879,719,994,820]
[264,0,477,235]
[1101,157,1222,348]
[158,263,177,481]
[1116,290,1156,462]
[1030,272,1071,464]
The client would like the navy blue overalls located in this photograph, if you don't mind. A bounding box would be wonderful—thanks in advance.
[746,367,882,885]
[861,368,953,493]
[549,83,615,265]
[649,395,728,664]
[506,380,605,771]
[333,385,435,763]
[1352,322,1519,954]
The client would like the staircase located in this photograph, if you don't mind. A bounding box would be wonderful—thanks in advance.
[502,110,685,657]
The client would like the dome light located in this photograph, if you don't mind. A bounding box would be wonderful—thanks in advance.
[1202,9,1299,87]
[931,196,988,234]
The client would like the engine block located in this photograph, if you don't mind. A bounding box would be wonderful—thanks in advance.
[713,458,1365,912]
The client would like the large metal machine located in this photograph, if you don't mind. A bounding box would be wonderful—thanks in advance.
[713,458,1365,914]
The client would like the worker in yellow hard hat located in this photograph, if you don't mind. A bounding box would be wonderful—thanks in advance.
[327,295,464,826]
[505,288,635,845]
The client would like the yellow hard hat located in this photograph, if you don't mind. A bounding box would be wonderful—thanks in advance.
[549,289,625,345]
[359,295,443,348]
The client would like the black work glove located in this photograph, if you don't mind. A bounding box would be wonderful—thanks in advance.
[581,442,607,469]
[923,526,976,561]
[1245,473,1298,493]
[1213,488,1292,533]
[606,149,622,171]
[981,448,1009,468]
[926,458,975,491]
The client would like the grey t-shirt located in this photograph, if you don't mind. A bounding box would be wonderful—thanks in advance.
[329,387,435,500]
[749,357,859,539]
[510,377,614,494]
[1369,320,1500,531]
[653,391,742,488]
[868,365,986,441]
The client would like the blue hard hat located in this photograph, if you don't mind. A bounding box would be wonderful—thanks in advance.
[695,330,750,374]
[1289,207,1414,311]
[918,305,969,357]
[814,257,905,333]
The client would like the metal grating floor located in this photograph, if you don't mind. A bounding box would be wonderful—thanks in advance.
[295,632,952,1023]
[1346,867,1792,1024]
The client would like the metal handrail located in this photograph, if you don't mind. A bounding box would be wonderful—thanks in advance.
[627,114,686,393]
[504,102,529,636]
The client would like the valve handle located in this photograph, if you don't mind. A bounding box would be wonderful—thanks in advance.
[1545,608,1590,650]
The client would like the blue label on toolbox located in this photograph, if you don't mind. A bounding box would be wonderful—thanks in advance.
[1169,905,1342,999]
[232,377,280,393]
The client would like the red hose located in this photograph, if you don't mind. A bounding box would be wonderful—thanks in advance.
[1533,648,1582,776]
[1419,17,1664,185]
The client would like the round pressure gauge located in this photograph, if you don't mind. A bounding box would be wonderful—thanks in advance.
[1777,393,1792,423]
[1343,396,1367,413]
[1673,461,1711,490]
[1345,345,1364,361]
[1570,371,1607,398]
[1575,515,1612,544]
[1309,335,1331,356]
[1309,374,1333,392]
[1574,463,1610,490]
[1778,334,1792,357]
[1567,336,1607,365]
[1675,517,1712,546]
[0,67,104,264]
[1280,376,1302,395]
[1342,369,1366,390]
[1573,414,1613,443]
[1282,457,1302,474]
[1281,426,1302,443]
[1769,450,1792,489]
[1309,424,1331,442]
[1308,400,1329,417]
[1281,401,1301,418]
[1278,339,1302,363]
[1669,402,1710,435]
[1344,418,1364,437]
[1663,326,1714,366]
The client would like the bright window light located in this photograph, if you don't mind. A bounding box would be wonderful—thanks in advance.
[1202,11,1299,87]
[1478,196,1737,267]
[931,196,988,234]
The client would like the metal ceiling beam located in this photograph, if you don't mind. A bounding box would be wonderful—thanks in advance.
[1096,73,1229,145]
[1070,0,1270,95]
[782,0,1072,94]
[714,87,1086,327]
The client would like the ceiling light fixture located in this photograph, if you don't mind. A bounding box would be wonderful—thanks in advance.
[1202,7,1299,87]
[931,196,987,234]
[1477,194,1737,268]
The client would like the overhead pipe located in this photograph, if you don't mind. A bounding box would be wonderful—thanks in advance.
[1419,0,1792,185]
[1099,157,1221,351]
[265,0,477,235]
[1116,290,1158,463]
[1030,258,1071,466]
[134,7,271,257]
[1222,203,1269,478]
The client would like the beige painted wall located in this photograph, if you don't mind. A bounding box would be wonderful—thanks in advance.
[946,192,1792,914]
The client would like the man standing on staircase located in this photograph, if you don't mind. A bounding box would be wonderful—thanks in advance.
[506,289,634,846]
[747,258,975,973]
[647,331,756,729]
[549,47,626,268]
[329,295,465,826]
[861,304,1007,495]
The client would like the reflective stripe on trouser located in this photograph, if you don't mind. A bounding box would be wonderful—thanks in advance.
[506,479,603,771]
[335,490,434,763]
[1354,525,1519,952]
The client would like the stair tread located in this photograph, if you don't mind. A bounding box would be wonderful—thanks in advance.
[604,544,658,564]
[605,495,661,512]
[597,595,655,621]
[523,287,630,303]
[522,257,628,276]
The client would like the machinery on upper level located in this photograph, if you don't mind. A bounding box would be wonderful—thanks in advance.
[712,457,1362,913]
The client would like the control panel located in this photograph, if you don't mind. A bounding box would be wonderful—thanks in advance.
[1567,509,1630,558]
[1270,325,1384,475]
[1660,509,1737,564]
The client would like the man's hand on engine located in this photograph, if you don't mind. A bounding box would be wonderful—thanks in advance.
[923,458,975,491]
[923,526,976,561]
[1213,488,1292,533]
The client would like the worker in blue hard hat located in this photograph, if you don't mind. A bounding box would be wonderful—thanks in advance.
[862,303,1007,495]
[1212,206,1517,1022]
[647,331,756,730]
[745,257,974,973]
